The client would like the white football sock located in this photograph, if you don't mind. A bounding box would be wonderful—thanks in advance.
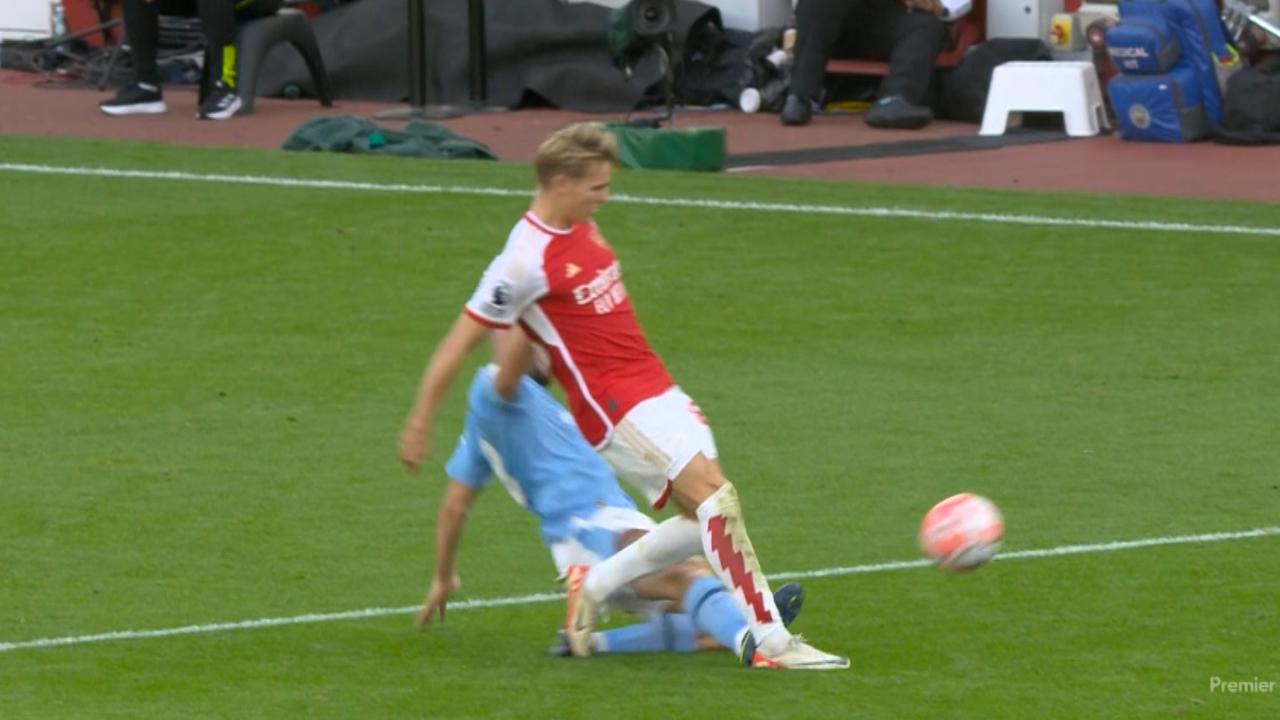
[696,482,790,656]
[583,515,702,603]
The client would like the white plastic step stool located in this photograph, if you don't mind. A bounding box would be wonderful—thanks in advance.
[979,61,1110,137]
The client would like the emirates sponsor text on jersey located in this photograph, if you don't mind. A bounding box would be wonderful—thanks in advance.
[571,260,628,314]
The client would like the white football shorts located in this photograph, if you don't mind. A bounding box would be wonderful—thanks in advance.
[600,386,719,509]
[548,505,658,577]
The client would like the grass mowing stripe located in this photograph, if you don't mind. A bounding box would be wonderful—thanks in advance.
[3,526,1276,655]
[1,162,1277,238]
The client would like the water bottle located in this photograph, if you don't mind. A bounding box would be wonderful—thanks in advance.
[757,74,790,113]
[51,1,66,40]
[738,75,791,114]
[739,45,793,113]
[764,48,790,71]
[49,1,67,58]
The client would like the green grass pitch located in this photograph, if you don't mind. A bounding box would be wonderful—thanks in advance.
[1,135,1277,719]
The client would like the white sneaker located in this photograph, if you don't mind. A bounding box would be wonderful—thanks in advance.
[99,83,167,116]
[562,564,596,657]
[748,635,850,670]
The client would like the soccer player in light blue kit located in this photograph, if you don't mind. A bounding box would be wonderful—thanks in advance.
[414,364,802,659]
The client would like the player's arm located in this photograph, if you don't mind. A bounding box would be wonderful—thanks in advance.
[493,327,537,401]
[399,313,490,472]
[416,479,481,628]
[403,239,548,466]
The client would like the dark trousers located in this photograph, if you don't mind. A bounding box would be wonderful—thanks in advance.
[123,0,282,88]
[790,0,950,105]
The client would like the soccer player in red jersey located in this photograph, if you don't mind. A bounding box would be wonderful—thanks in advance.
[399,123,847,670]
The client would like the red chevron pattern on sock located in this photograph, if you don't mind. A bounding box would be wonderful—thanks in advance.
[706,515,775,624]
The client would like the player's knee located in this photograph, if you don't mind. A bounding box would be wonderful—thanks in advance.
[614,528,647,552]
[635,561,700,605]
[663,559,714,611]
[671,557,709,584]
[671,454,728,511]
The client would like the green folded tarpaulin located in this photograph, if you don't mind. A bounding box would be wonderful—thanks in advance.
[605,123,726,172]
[282,116,497,160]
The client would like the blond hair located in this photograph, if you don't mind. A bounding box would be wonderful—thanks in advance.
[534,122,618,187]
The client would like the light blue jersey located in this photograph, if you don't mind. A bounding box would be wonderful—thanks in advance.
[446,366,637,546]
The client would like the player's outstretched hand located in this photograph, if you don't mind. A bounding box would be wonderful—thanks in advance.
[399,424,431,473]
[415,575,461,630]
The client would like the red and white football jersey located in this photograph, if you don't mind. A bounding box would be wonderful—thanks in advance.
[464,212,674,445]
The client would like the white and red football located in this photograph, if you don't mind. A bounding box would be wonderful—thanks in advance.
[919,493,1004,572]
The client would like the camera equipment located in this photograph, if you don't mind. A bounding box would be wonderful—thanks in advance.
[608,0,677,126]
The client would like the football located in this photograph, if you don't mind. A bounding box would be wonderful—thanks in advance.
[919,493,1004,571]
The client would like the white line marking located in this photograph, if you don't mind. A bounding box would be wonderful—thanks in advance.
[0,594,565,655]
[2,526,1275,655]
[1,162,1277,237]
[767,525,1280,580]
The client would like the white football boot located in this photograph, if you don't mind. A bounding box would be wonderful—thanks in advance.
[745,634,850,670]
[562,564,597,657]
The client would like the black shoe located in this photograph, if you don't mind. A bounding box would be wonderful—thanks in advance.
[198,81,243,120]
[780,93,813,126]
[774,582,805,627]
[99,83,167,116]
[864,95,933,130]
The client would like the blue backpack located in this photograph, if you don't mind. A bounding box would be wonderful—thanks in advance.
[1164,0,1242,125]
[1108,64,1208,141]
[1111,0,1242,126]
[1106,11,1181,74]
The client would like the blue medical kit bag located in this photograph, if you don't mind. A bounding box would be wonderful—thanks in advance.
[1107,63,1209,141]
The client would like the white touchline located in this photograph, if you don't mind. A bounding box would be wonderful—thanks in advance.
[1,162,1277,238]
[2,526,1276,655]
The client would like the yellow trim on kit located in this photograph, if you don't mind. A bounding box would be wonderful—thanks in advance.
[221,44,237,90]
